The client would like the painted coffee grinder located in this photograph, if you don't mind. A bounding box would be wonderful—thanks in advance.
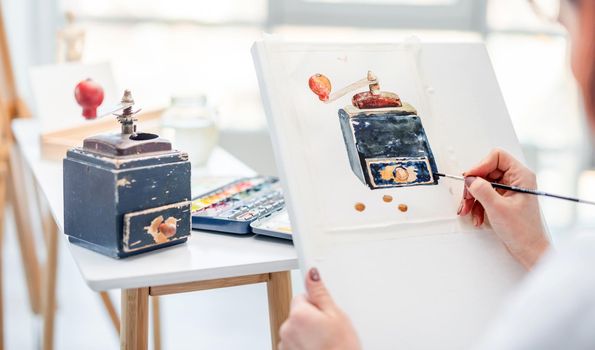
[309,71,439,190]
[64,89,192,258]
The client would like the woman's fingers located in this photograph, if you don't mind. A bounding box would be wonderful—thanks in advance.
[459,149,521,218]
[290,294,321,318]
[465,177,503,210]
[465,149,517,177]
[279,268,362,350]
[458,197,475,216]
[458,197,486,226]
[291,294,308,309]
[487,169,504,181]
[305,268,336,312]
[459,177,500,221]
[471,201,485,227]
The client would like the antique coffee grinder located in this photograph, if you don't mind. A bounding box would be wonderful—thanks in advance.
[309,71,439,190]
[64,89,192,258]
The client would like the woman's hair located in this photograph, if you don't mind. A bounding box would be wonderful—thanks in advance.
[577,0,595,122]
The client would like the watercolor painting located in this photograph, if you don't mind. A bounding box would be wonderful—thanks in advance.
[309,71,439,190]
[253,41,529,350]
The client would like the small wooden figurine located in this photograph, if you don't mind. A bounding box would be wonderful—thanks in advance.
[56,11,85,63]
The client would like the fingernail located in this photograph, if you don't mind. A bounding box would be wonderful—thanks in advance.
[465,176,477,188]
[473,216,480,227]
[457,201,463,215]
[463,187,472,199]
[309,268,320,282]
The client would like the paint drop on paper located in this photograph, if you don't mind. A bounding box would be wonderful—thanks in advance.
[354,202,366,212]
[398,204,408,212]
[382,195,393,203]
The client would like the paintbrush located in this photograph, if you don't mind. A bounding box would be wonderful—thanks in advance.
[434,172,595,206]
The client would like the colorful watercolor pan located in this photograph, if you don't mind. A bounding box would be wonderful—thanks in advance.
[250,209,293,240]
[191,176,285,234]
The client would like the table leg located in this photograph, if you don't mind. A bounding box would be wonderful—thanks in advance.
[121,288,149,350]
[101,291,162,349]
[151,296,161,350]
[42,219,58,350]
[266,271,292,350]
[99,291,121,334]
[34,185,53,247]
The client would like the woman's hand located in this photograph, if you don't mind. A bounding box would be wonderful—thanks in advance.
[458,148,550,269]
[278,268,361,350]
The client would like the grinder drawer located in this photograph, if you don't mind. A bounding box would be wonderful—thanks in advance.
[123,201,191,253]
[366,157,436,188]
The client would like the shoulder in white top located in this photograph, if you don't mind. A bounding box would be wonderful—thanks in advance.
[475,234,595,350]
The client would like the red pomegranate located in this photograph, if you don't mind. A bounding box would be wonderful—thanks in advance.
[74,78,104,119]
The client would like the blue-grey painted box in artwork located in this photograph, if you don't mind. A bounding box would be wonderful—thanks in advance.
[338,104,438,190]
[63,132,191,259]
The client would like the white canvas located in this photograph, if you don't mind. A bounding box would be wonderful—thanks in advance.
[253,39,529,349]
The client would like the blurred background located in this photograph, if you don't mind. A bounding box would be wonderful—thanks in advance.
[2,0,593,349]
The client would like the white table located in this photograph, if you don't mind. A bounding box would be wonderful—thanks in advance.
[12,119,298,349]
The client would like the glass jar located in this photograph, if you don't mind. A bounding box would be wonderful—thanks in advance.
[161,94,219,167]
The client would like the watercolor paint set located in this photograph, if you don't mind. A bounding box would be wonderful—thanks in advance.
[191,176,290,236]
[250,209,292,240]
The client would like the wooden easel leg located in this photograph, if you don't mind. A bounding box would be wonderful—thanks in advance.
[266,271,292,350]
[8,146,41,314]
[99,291,120,334]
[0,161,7,350]
[151,296,161,350]
[14,98,31,119]
[121,288,149,350]
[42,219,58,350]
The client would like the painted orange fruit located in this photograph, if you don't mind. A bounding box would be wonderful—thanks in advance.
[308,73,331,101]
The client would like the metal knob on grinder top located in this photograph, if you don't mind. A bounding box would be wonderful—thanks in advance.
[115,89,138,135]
[81,90,173,157]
